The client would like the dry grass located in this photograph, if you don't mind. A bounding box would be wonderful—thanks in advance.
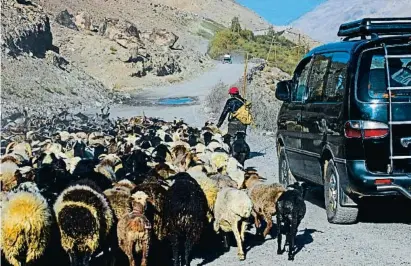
[205,82,231,115]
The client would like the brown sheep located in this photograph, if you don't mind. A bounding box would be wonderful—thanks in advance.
[171,145,192,172]
[104,187,132,220]
[243,171,286,238]
[117,191,151,266]
[104,179,137,220]
[134,179,167,242]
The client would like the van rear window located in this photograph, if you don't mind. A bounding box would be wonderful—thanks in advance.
[357,46,411,102]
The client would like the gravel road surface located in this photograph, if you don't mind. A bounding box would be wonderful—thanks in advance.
[106,61,411,266]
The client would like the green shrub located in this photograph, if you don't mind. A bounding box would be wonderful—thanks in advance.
[208,18,304,74]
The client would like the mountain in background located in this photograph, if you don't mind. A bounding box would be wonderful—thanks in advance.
[291,0,411,42]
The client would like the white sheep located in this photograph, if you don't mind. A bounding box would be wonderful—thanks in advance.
[213,187,253,260]
[225,157,245,189]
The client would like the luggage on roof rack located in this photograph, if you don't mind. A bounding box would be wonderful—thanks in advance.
[338,17,411,40]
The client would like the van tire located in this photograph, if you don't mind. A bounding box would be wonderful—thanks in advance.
[324,160,359,224]
[278,147,296,187]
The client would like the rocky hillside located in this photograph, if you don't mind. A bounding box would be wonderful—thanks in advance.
[34,0,216,90]
[292,0,411,42]
[151,0,270,30]
[1,0,110,118]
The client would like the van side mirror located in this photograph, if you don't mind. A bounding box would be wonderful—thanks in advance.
[275,80,292,102]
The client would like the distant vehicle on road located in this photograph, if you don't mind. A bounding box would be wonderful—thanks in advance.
[222,54,232,64]
[275,17,411,224]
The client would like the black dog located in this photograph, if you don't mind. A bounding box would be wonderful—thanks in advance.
[232,131,250,166]
[276,182,307,261]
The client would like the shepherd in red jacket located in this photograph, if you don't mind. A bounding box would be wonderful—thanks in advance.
[217,87,247,137]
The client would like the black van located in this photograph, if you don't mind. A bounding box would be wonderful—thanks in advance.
[275,18,411,224]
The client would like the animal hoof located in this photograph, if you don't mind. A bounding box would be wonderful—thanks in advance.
[288,256,294,261]
[238,254,245,261]
[277,250,282,255]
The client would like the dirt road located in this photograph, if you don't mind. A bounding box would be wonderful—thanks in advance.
[108,62,411,266]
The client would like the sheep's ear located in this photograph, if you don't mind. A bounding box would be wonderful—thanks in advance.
[25,143,33,157]
[5,141,16,154]
[258,175,267,180]
[31,157,38,168]
[98,154,107,160]
[146,197,154,204]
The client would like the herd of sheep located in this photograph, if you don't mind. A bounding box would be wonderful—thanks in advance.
[0,110,307,266]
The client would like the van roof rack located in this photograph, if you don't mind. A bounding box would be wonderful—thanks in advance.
[338,17,411,41]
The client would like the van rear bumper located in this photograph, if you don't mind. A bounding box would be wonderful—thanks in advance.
[341,160,411,200]
[376,185,411,200]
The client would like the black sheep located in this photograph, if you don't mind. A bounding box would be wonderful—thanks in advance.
[35,152,73,203]
[276,182,307,261]
[71,159,113,191]
[152,144,172,163]
[202,131,213,146]
[222,134,232,153]
[164,173,208,266]
[122,149,152,183]
[232,132,250,166]
[53,179,115,266]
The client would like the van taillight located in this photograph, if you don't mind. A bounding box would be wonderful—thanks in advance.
[344,121,389,139]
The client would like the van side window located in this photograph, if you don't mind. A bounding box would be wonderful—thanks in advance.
[292,59,312,102]
[306,54,331,102]
[324,52,349,102]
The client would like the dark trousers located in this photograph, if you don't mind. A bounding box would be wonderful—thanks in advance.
[228,119,247,139]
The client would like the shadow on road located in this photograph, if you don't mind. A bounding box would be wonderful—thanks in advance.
[304,185,411,224]
[358,198,411,224]
[294,228,324,256]
[249,151,266,159]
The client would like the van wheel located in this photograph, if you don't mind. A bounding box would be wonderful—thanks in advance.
[278,147,296,187]
[324,160,358,224]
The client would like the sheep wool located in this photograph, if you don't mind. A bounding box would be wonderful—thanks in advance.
[134,181,167,241]
[188,172,219,222]
[53,184,114,257]
[1,191,52,266]
[213,187,253,260]
[210,152,229,171]
[104,187,132,220]
[214,188,253,232]
[0,159,19,191]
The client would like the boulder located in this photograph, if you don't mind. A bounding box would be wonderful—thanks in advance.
[149,53,181,76]
[55,10,78,30]
[1,0,53,57]
[45,50,69,70]
[146,28,179,48]
[99,18,140,46]
[75,11,92,30]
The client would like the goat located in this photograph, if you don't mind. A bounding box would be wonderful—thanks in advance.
[276,182,307,261]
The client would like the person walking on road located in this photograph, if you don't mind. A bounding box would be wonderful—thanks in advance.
[216,87,248,138]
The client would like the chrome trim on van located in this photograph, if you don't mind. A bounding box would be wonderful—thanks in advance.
[284,146,347,163]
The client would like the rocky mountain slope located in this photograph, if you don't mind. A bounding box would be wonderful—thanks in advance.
[151,0,270,30]
[1,0,110,118]
[292,0,411,42]
[1,0,310,119]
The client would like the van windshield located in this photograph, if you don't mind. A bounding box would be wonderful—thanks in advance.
[357,46,411,102]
